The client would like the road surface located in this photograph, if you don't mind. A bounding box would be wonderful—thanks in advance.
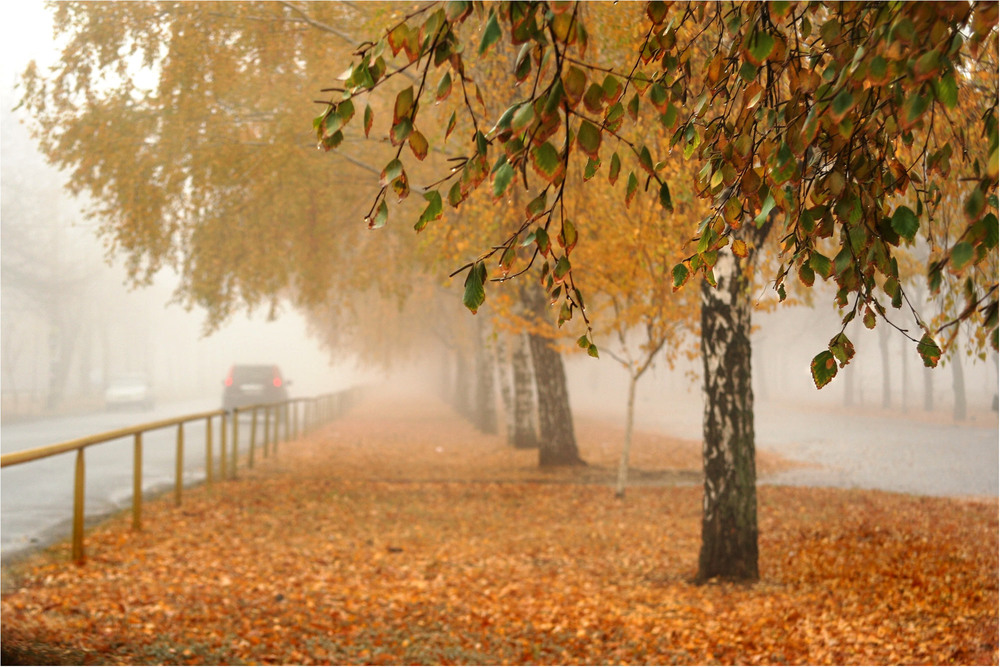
[631,391,999,498]
[1,398,272,562]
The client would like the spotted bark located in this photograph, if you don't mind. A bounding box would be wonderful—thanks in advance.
[697,224,768,583]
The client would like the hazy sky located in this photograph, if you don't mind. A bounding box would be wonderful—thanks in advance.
[1,1,51,97]
[0,2,363,399]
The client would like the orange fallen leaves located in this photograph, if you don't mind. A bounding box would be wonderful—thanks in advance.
[1,389,996,665]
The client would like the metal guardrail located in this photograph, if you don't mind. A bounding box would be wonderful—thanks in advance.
[0,389,356,564]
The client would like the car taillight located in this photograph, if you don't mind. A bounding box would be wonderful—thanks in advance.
[273,377,282,388]
[225,368,234,387]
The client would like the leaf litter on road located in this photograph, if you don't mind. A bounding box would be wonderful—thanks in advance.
[2,389,996,665]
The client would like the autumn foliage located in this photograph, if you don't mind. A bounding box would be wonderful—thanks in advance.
[2,390,996,665]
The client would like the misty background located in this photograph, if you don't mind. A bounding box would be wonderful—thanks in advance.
[1,3,367,419]
[1,1,996,427]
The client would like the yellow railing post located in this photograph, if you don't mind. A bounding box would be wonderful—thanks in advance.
[284,402,290,443]
[205,416,213,487]
[175,423,184,506]
[72,448,85,564]
[232,408,239,478]
[220,412,228,481]
[263,407,270,458]
[133,432,143,530]
[273,404,280,452]
[248,407,257,468]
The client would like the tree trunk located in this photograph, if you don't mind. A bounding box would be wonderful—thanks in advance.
[878,324,891,409]
[951,344,967,422]
[900,337,909,413]
[615,372,639,499]
[495,334,515,442]
[521,284,582,466]
[46,311,78,410]
[453,347,473,420]
[697,227,764,584]
[510,332,539,449]
[842,362,856,407]
[473,316,497,434]
[923,365,934,412]
[528,332,584,466]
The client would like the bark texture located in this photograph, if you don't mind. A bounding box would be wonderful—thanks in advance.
[697,226,766,583]
[473,316,497,434]
[528,332,583,466]
[510,332,539,449]
[522,285,582,466]
[495,334,514,438]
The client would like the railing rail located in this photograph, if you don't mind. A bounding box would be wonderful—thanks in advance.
[1,389,357,564]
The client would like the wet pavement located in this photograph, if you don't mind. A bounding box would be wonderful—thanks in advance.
[632,391,999,499]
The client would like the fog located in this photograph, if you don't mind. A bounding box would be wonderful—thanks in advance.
[4,106,993,426]
[2,2,995,426]
[1,103,363,419]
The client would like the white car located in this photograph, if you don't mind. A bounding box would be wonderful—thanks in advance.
[104,374,155,411]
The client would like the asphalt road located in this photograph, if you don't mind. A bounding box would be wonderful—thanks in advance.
[1,398,248,562]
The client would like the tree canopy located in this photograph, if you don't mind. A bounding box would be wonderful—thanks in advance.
[315,1,999,385]
[18,2,434,340]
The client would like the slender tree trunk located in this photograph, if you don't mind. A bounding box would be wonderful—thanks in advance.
[495,334,515,442]
[439,344,453,402]
[842,363,856,407]
[511,332,539,449]
[615,372,639,499]
[453,347,473,419]
[900,338,909,413]
[878,324,891,409]
[923,366,934,411]
[991,352,998,413]
[47,311,78,410]
[474,316,497,434]
[697,225,765,584]
[951,344,967,422]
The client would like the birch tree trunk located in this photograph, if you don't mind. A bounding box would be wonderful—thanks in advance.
[495,334,515,443]
[923,366,934,412]
[615,372,639,499]
[522,285,582,466]
[453,347,473,420]
[474,316,497,434]
[697,223,766,583]
[900,338,909,413]
[511,332,539,449]
[528,332,584,466]
[951,343,967,422]
[878,324,892,409]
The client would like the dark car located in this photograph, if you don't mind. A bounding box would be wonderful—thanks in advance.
[222,364,290,411]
